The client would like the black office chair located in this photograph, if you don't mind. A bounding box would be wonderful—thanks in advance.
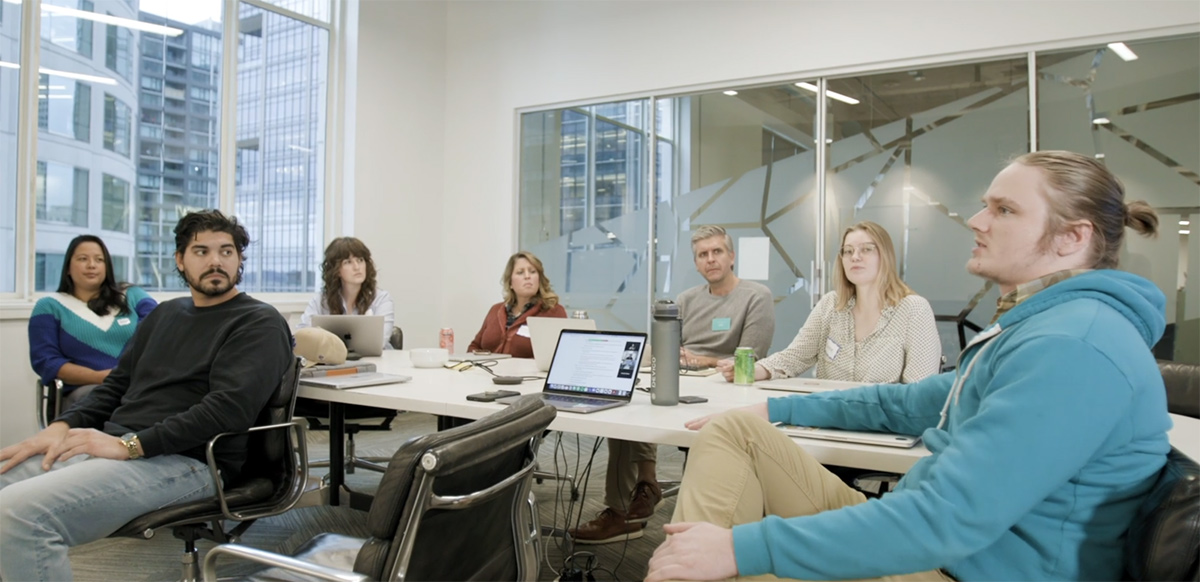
[1159,360,1200,419]
[36,378,63,429]
[202,394,556,582]
[1123,361,1199,580]
[111,358,308,582]
[1124,446,1199,581]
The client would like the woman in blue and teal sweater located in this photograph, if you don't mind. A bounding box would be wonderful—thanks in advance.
[29,235,157,410]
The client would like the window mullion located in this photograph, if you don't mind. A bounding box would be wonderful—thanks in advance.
[13,0,44,299]
[217,0,239,214]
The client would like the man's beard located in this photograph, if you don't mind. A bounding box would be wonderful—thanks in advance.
[186,267,239,297]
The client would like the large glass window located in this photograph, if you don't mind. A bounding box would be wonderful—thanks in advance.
[36,161,89,226]
[234,3,328,292]
[35,253,66,292]
[105,21,133,81]
[3,0,338,297]
[519,99,653,331]
[131,1,223,290]
[38,74,91,142]
[655,85,817,354]
[102,174,130,232]
[518,40,1198,364]
[0,0,21,292]
[40,0,93,58]
[103,94,131,156]
[825,59,1029,359]
[1039,35,1200,362]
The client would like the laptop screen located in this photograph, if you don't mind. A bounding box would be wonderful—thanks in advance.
[544,330,647,399]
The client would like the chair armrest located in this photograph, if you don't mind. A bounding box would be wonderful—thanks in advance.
[37,379,64,430]
[202,543,368,582]
[203,419,309,521]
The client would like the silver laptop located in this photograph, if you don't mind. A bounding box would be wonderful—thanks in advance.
[299,372,411,390]
[528,316,598,372]
[777,424,921,448]
[756,377,867,393]
[497,329,646,413]
[311,315,386,357]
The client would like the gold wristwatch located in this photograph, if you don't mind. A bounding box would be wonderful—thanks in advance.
[120,433,143,460]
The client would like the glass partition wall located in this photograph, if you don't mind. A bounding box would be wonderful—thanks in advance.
[518,33,1199,363]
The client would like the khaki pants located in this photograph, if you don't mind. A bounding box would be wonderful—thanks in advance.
[669,410,950,582]
[606,439,658,509]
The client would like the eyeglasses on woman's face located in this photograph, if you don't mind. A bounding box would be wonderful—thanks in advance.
[840,243,878,258]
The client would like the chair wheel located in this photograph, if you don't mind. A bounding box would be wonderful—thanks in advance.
[536,478,544,485]
[570,486,579,501]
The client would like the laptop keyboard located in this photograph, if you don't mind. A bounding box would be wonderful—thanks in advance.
[544,394,608,406]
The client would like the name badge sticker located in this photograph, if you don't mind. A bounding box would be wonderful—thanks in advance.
[825,337,841,360]
[712,317,732,332]
[516,324,531,338]
[117,317,132,326]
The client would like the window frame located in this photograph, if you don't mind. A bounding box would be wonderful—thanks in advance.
[3,0,346,305]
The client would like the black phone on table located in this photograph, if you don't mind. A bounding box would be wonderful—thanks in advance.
[678,395,708,404]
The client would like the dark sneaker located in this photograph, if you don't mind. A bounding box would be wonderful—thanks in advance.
[568,508,644,545]
[625,480,664,523]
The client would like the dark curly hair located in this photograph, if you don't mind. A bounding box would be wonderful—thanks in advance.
[320,237,378,315]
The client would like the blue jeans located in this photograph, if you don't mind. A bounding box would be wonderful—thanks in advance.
[0,453,215,581]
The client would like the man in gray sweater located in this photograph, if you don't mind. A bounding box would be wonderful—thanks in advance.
[570,225,775,544]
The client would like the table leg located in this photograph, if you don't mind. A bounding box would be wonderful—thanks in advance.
[436,415,471,431]
[329,401,346,506]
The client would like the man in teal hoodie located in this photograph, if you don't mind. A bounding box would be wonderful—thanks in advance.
[646,151,1171,582]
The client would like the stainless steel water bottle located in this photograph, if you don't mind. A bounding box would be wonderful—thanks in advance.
[651,300,680,406]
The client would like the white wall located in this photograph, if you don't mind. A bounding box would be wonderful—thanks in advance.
[431,0,1200,352]
[352,0,447,349]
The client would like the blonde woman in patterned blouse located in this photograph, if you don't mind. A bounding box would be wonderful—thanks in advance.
[719,221,941,384]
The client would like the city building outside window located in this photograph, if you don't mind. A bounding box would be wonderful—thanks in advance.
[36,161,89,227]
[103,94,131,157]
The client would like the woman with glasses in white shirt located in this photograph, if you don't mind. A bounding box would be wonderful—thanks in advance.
[719,221,941,384]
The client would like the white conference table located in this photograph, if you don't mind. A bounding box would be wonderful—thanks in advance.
[298,351,930,504]
[299,351,1200,506]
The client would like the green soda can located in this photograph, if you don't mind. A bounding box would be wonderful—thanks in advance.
[734,347,756,385]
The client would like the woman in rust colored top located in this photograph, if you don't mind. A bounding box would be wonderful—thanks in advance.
[467,251,566,357]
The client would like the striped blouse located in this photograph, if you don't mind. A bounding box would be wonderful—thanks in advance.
[758,291,942,384]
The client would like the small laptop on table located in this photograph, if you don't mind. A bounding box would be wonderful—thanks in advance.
[497,329,646,413]
[756,377,867,393]
[528,316,598,372]
[776,424,921,449]
[311,315,386,357]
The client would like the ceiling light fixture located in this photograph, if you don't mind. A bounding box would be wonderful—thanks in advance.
[0,61,118,85]
[42,4,184,37]
[1181,220,1191,226]
[723,90,738,96]
[1181,230,1191,235]
[795,82,860,105]
[1092,117,1111,125]
[41,67,118,85]
[1106,42,1139,61]
[1094,153,1106,159]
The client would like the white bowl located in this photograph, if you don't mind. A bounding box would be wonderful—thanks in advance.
[410,348,449,368]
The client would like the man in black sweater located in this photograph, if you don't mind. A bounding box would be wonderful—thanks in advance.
[0,210,292,581]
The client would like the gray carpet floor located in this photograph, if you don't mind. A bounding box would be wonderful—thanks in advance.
[68,412,686,581]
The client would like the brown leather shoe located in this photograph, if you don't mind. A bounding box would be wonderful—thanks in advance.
[625,480,664,523]
[568,508,644,545]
